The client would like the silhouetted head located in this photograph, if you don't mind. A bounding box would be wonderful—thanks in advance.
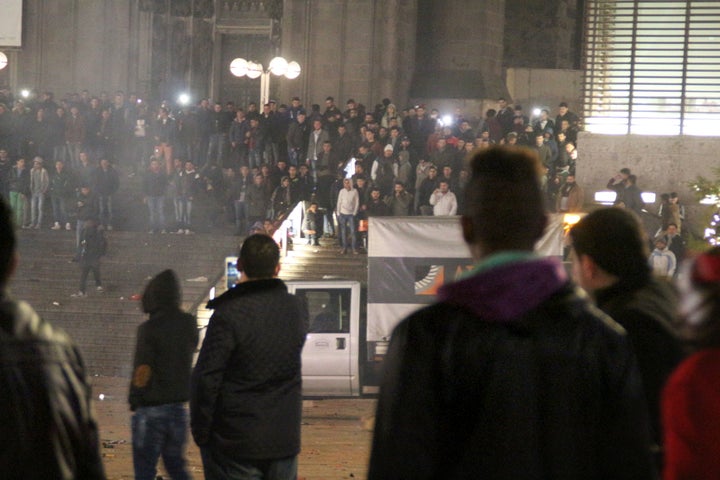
[462,147,547,258]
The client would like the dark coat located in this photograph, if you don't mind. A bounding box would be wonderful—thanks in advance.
[154,117,177,145]
[190,279,308,459]
[92,165,119,196]
[142,170,167,197]
[369,258,656,480]
[7,166,30,195]
[594,275,685,445]
[76,191,98,221]
[79,224,106,266]
[0,295,105,479]
[245,182,269,218]
[129,270,198,410]
[622,184,645,214]
[49,168,75,198]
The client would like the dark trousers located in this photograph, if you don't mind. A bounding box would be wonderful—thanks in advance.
[79,263,101,293]
[200,447,297,480]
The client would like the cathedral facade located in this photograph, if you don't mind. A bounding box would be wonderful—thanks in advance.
[0,0,582,109]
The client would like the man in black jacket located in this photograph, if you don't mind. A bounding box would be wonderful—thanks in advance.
[0,196,105,479]
[569,207,685,454]
[129,269,198,480]
[71,219,106,297]
[191,234,308,480]
[368,147,657,479]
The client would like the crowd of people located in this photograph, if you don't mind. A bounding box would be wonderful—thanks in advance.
[369,148,719,480]
[0,89,585,248]
[605,167,688,279]
[4,142,720,479]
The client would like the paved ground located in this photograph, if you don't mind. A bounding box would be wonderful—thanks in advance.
[92,376,376,480]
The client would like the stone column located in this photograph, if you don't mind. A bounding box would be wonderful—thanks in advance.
[411,0,508,101]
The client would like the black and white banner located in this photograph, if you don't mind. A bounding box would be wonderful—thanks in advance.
[367,215,565,341]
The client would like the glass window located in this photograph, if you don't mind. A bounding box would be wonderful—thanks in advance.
[584,1,720,136]
[296,288,351,334]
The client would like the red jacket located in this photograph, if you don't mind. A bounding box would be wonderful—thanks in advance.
[662,349,720,480]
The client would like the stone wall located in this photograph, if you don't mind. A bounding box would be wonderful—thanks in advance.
[577,133,720,236]
[506,67,583,117]
[280,0,417,108]
[503,0,583,69]
[6,0,581,109]
[16,0,139,96]
[411,0,506,101]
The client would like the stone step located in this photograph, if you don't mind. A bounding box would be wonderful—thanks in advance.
[14,228,238,376]
[12,163,370,376]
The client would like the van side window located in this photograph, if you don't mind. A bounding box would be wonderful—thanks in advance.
[297,289,351,334]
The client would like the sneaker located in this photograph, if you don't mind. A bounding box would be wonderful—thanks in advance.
[176,228,184,234]
[71,291,86,298]
[353,249,360,255]
[184,229,192,235]
[51,222,61,230]
[96,286,104,292]
[107,225,113,231]
[33,224,40,229]
[148,229,155,234]
[160,229,167,234]
[65,223,71,231]
[341,248,348,255]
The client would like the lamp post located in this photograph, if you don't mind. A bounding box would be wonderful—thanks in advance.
[229,56,301,105]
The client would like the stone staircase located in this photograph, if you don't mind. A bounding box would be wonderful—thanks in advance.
[13,228,240,376]
[11,164,368,376]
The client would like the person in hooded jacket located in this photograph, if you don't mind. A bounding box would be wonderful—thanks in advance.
[128,269,198,480]
[368,147,656,480]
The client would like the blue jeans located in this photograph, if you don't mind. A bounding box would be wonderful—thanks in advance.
[30,192,45,226]
[176,197,192,229]
[51,195,68,225]
[132,403,191,480]
[264,141,279,165]
[98,194,113,228]
[248,148,262,169]
[323,208,335,236]
[338,213,356,250]
[200,447,297,480]
[67,142,83,168]
[287,148,301,167]
[147,195,165,232]
[76,219,87,251]
[234,200,248,232]
[207,133,228,166]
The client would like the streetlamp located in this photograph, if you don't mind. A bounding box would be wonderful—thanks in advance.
[229,56,301,105]
[0,52,8,70]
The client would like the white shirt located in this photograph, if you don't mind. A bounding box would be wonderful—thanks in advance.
[429,190,458,216]
[336,188,359,215]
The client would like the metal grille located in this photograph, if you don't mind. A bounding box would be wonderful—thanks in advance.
[583,1,720,135]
